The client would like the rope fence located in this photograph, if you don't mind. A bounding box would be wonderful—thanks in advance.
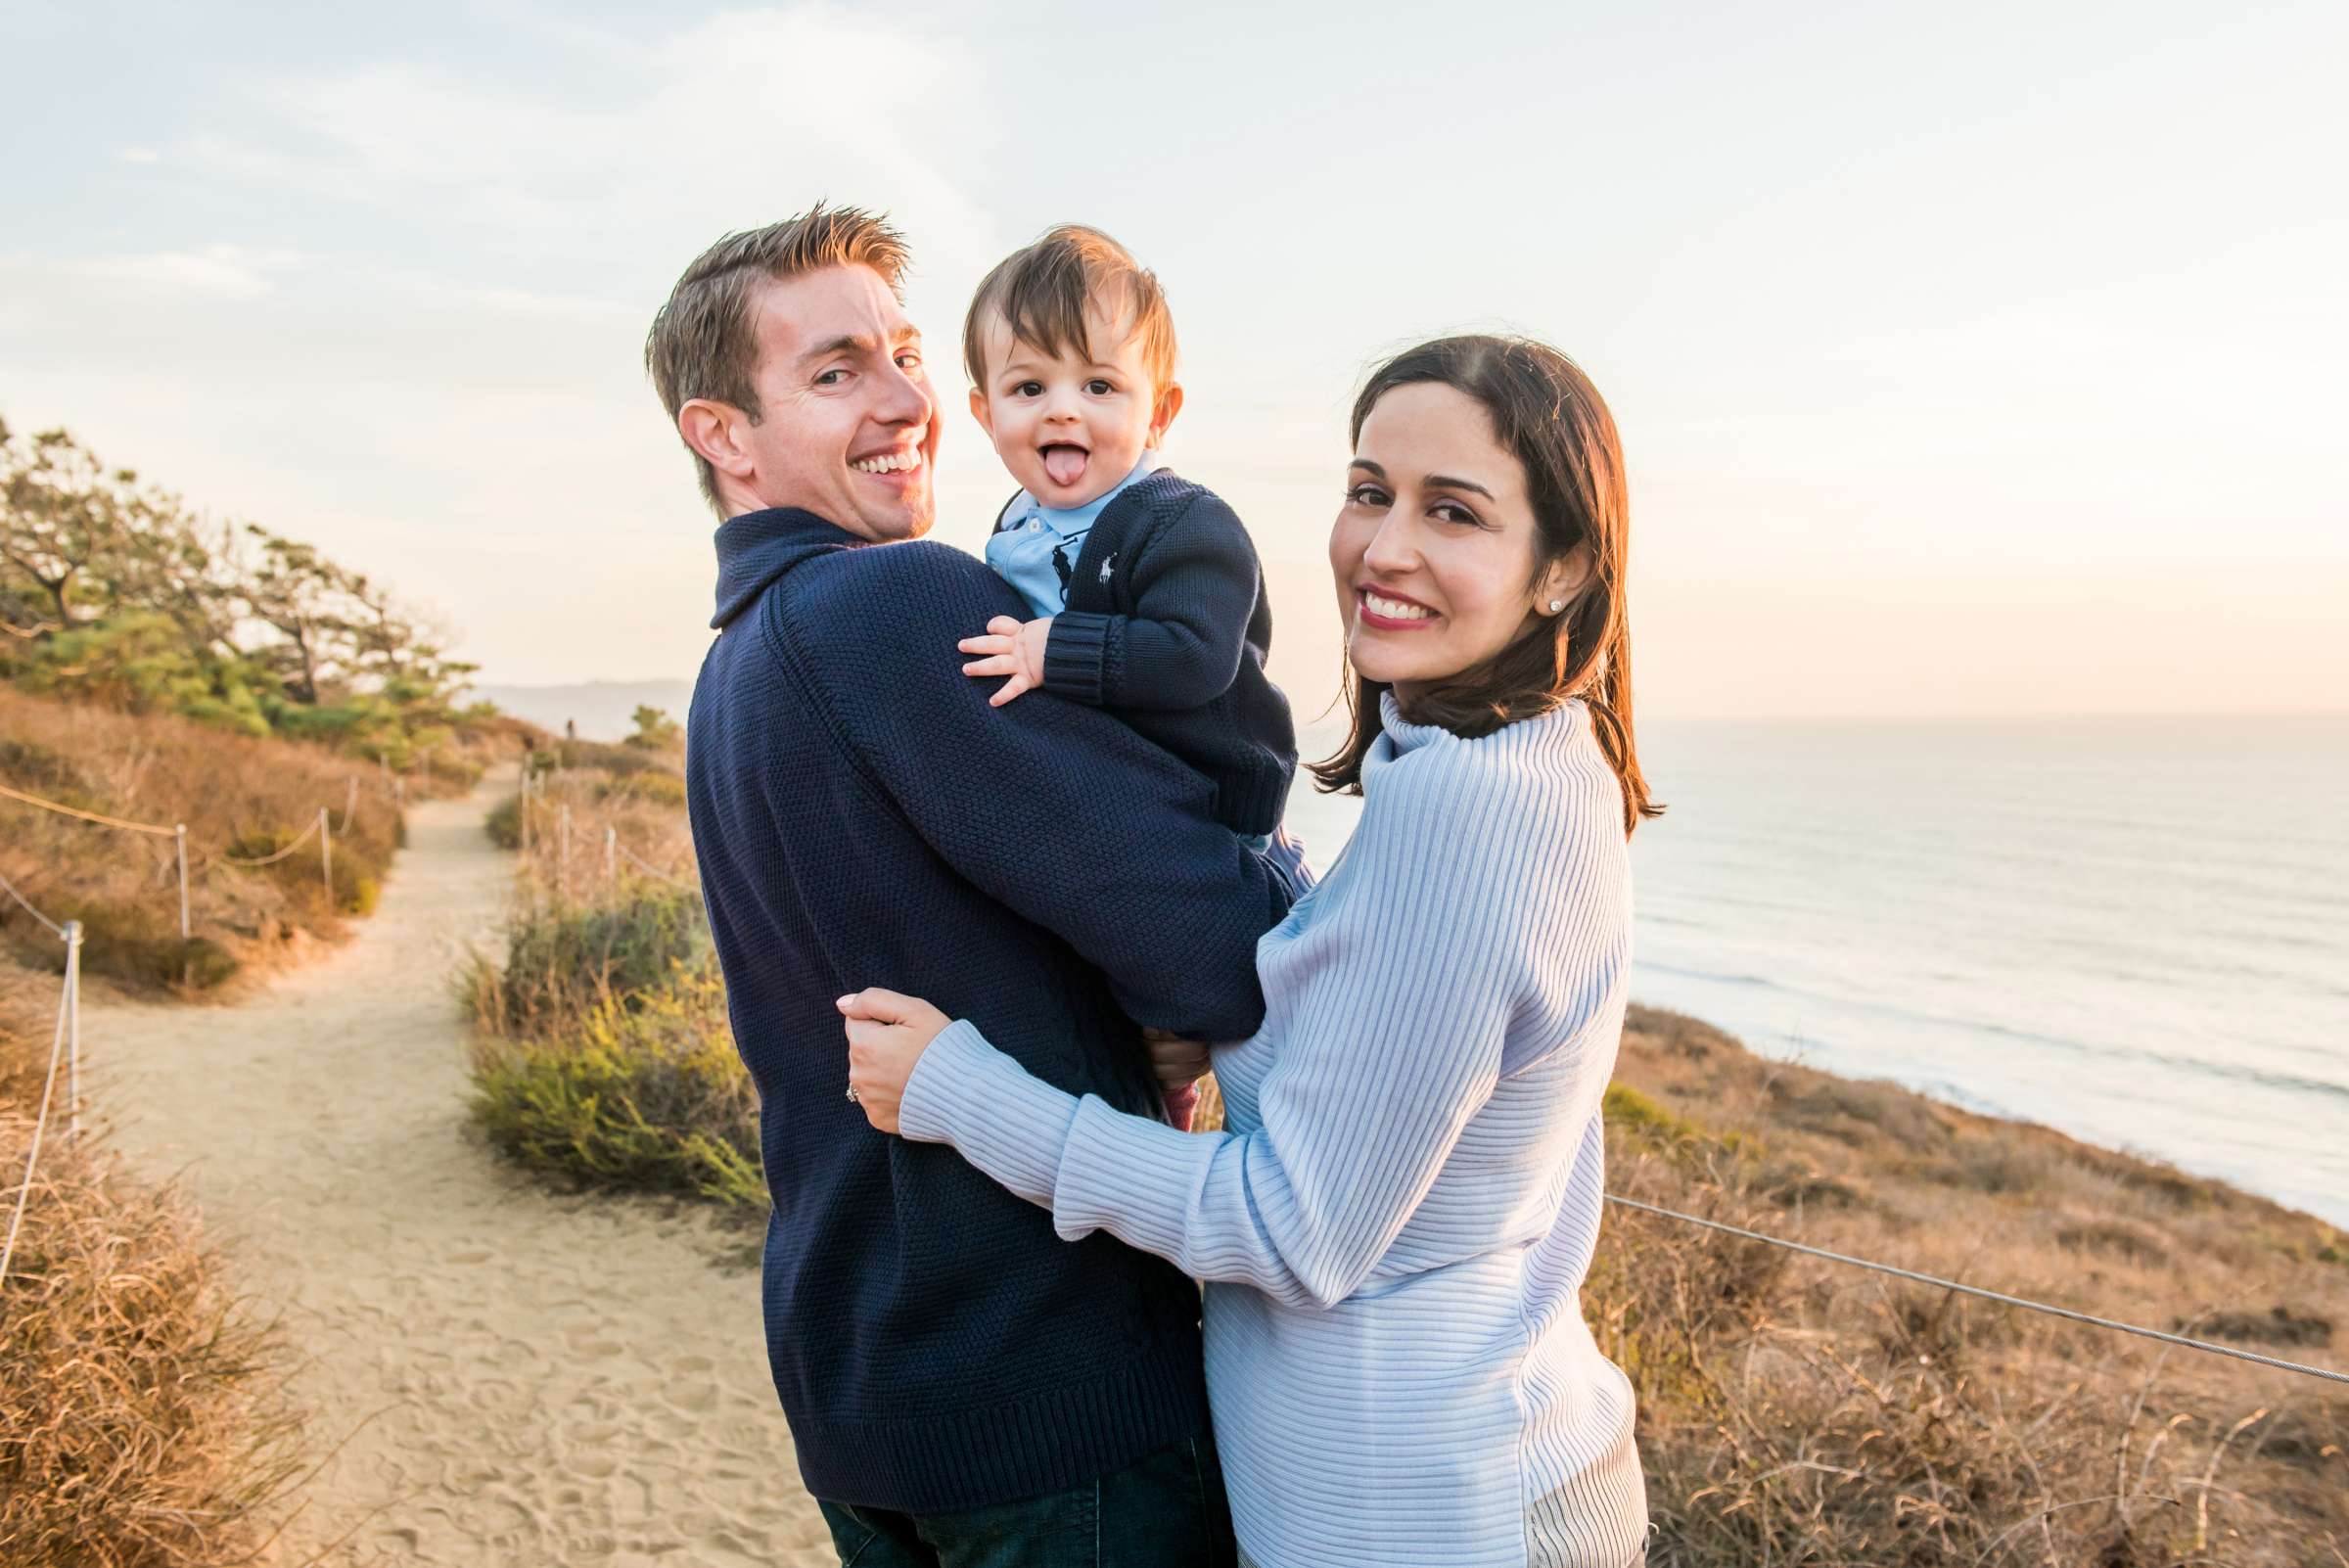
[213,814,323,867]
[0,915,80,1290]
[509,775,697,894]
[0,865,65,941]
[1,773,377,936]
[616,840,697,890]
[0,779,175,836]
[1603,1194,2349,1387]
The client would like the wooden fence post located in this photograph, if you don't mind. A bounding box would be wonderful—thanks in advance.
[174,824,190,940]
[63,921,83,1138]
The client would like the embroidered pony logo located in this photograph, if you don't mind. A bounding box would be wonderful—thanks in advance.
[1097,552,1117,585]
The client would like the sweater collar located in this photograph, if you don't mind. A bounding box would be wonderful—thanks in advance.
[710,507,863,629]
[1375,690,1446,757]
[1360,690,1442,791]
[1365,690,1584,781]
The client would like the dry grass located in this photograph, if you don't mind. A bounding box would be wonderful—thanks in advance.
[1587,1007,2349,1567]
[0,1019,301,1567]
[0,687,427,992]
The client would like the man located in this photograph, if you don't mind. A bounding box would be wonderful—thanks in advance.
[647,206,1299,1565]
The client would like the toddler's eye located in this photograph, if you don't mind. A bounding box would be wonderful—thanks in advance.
[1085,379,1113,396]
[1014,381,1043,397]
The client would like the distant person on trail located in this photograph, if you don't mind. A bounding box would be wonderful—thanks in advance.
[647,205,1301,1567]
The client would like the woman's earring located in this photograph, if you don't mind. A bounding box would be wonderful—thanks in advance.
[1547,599,1564,614]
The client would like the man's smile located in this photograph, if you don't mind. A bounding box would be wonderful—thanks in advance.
[851,432,929,477]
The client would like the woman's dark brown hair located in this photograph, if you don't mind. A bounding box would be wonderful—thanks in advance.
[1311,334,1661,835]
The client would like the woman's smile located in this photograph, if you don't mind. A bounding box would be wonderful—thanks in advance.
[1355,585,1438,630]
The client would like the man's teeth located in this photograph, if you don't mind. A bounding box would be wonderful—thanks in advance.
[851,448,924,475]
[1363,591,1432,622]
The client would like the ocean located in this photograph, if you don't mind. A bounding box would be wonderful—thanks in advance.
[1280,713,2349,1228]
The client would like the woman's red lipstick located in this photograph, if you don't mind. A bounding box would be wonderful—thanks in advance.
[1356,585,1437,631]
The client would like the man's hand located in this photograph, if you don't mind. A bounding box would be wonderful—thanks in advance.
[1142,1027,1213,1087]
[958,615,1052,707]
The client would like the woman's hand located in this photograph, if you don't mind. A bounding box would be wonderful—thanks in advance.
[838,988,953,1134]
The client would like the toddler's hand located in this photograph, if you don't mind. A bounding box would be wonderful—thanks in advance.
[1142,1027,1213,1087]
[958,615,1052,707]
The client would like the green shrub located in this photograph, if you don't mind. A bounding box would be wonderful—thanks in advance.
[466,886,708,1040]
[484,796,522,850]
[338,871,380,917]
[468,957,762,1212]
[1604,1084,1704,1144]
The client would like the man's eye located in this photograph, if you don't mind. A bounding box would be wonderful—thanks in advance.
[896,351,923,372]
[815,368,847,387]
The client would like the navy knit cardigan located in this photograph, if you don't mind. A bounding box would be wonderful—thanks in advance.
[1015,470,1297,836]
[685,507,1301,1513]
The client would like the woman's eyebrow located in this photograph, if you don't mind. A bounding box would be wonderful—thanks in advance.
[1349,458,1386,478]
[1426,472,1495,499]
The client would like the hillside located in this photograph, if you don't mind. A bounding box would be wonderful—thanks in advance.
[1594,1006,2345,1564]
[0,687,526,994]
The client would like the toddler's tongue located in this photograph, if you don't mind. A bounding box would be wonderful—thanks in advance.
[1042,445,1088,488]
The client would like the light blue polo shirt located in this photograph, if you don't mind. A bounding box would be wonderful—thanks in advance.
[983,450,1164,617]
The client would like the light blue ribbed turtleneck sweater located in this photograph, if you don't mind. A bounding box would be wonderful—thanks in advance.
[899,694,1649,1568]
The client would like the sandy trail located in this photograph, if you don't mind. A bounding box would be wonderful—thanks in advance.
[91,773,833,1567]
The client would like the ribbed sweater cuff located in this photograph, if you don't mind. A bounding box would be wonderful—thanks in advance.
[1053,1097,1215,1260]
[1040,612,1114,705]
[899,1020,1080,1208]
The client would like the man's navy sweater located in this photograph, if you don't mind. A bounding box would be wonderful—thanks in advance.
[685,507,1300,1512]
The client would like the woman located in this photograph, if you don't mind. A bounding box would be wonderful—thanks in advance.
[842,335,1660,1568]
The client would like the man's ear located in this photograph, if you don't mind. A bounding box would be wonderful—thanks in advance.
[968,385,995,440]
[678,398,756,485]
[1147,382,1184,447]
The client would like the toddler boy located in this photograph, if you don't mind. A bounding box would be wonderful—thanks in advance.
[954,225,1302,1125]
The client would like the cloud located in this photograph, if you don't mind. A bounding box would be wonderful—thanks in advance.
[0,244,311,304]
[161,6,1004,285]
[116,146,161,165]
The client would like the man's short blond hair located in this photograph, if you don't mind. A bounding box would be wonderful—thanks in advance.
[961,225,1176,397]
[645,204,911,512]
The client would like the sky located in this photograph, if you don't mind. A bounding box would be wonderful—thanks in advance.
[3,0,2343,719]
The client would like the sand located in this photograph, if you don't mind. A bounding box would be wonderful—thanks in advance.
[88,772,836,1567]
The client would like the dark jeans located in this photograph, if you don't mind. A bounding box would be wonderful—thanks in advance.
[818,1436,1236,1568]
